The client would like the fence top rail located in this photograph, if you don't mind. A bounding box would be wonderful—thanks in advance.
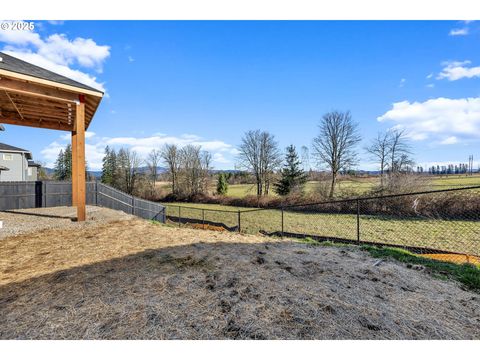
[163,203,240,214]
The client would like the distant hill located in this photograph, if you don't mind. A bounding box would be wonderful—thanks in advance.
[42,166,167,179]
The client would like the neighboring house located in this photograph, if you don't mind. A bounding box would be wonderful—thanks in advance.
[0,143,40,181]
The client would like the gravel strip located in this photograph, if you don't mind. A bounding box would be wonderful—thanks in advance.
[0,206,134,239]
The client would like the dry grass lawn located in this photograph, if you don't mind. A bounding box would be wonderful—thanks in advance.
[0,208,479,339]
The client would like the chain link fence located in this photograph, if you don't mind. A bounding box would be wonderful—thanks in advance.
[163,186,480,264]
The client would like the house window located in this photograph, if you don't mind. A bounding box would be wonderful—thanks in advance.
[3,154,13,161]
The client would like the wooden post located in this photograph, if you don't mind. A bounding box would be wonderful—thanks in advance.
[75,97,86,221]
[71,130,77,207]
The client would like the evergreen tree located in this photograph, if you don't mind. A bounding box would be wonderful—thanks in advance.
[63,144,72,180]
[216,173,228,195]
[53,149,66,180]
[101,146,117,185]
[274,145,308,196]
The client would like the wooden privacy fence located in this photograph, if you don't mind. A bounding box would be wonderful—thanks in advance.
[0,181,165,222]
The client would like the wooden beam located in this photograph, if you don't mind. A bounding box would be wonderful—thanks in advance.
[71,130,78,207]
[0,69,104,98]
[0,77,80,103]
[0,112,73,131]
[75,100,86,221]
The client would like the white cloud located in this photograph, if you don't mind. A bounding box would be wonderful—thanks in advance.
[59,131,95,141]
[128,56,135,62]
[439,136,458,145]
[377,97,480,143]
[212,152,230,164]
[449,28,469,36]
[426,73,433,79]
[399,78,406,87]
[0,20,110,91]
[426,83,435,88]
[40,133,237,170]
[437,60,480,81]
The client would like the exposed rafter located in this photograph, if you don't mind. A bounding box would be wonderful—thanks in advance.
[4,90,24,120]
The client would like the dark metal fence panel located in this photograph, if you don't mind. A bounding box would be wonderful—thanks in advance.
[96,183,134,214]
[133,197,166,222]
[96,183,165,221]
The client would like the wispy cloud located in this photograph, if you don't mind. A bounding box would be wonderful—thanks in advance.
[0,20,110,92]
[449,20,474,36]
[398,78,406,87]
[437,60,480,81]
[378,97,480,144]
[449,28,469,36]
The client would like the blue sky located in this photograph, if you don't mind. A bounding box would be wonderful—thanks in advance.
[1,20,479,170]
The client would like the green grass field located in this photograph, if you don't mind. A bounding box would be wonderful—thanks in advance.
[220,174,480,197]
[164,199,480,257]
[156,174,480,198]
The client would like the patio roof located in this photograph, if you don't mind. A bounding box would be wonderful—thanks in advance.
[0,52,104,221]
[0,52,103,131]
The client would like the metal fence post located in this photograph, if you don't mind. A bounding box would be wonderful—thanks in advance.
[281,206,284,238]
[94,181,98,206]
[238,210,241,233]
[42,181,47,208]
[178,206,181,227]
[202,209,205,229]
[131,195,135,215]
[356,199,360,245]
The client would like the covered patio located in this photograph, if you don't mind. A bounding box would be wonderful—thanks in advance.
[0,51,104,221]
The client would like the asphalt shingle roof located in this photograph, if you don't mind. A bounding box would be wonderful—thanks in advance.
[0,142,30,153]
[0,51,102,93]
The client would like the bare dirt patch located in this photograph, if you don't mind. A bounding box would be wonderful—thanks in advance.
[0,213,479,339]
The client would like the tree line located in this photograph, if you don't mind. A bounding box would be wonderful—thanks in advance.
[52,110,417,199]
[101,144,211,197]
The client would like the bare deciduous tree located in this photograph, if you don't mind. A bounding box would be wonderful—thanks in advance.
[389,129,413,173]
[160,144,180,194]
[178,145,211,196]
[237,130,282,196]
[146,149,161,191]
[312,111,361,197]
[301,145,310,172]
[365,131,392,186]
[201,150,212,191]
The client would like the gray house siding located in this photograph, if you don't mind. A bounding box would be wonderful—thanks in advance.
[0,152,29,181]
[27,166,38,181]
